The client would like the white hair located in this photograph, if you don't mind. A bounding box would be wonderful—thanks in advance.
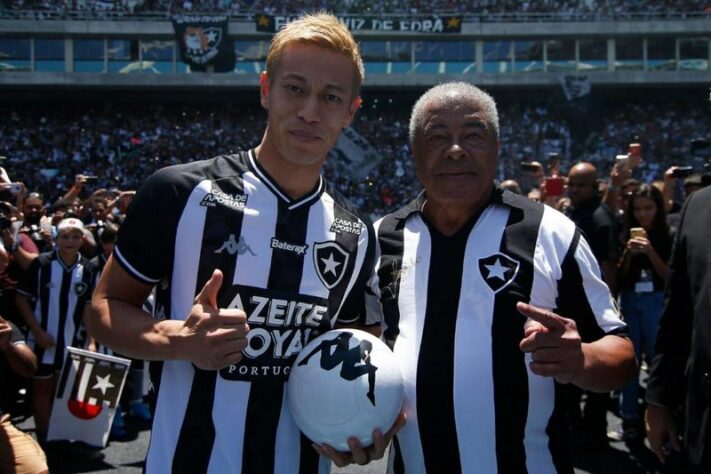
[408,82,499,145]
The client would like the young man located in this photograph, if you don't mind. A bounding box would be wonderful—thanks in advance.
[87,12,398,473]
[16,217,95,441]
[367,82,634,473]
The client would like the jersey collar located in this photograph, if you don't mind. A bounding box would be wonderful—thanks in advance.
[53,249,81,272]
[246,149,325,211]
[393,183,506,221]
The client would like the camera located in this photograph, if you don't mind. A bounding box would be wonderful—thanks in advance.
[21,224,41,242]
[671,166,694,178]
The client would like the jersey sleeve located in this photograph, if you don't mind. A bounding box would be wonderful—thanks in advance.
[532,205,625,343]
[114,166,189,285]
[334,218,377,327]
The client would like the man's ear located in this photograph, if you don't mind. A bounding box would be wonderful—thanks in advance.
[344,96,362,128]
[259,72,270,109]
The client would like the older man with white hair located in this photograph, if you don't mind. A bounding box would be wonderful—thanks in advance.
[366,82,635,473]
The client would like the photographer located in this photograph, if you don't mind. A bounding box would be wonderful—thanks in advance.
[18,193,52,254]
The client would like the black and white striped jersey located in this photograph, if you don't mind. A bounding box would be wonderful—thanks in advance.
[367,188,627,474]
[18,251,95,370]
[114,150,374,474]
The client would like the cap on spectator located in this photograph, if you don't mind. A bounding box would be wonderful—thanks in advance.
[57,217,85,233]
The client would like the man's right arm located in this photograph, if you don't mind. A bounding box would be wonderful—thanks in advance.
[87,256,250,370]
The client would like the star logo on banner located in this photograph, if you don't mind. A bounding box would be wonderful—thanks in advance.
[484,258,509,281]
[447,17,462,30]
[92,374,115,396]
[258,15,271,27]
[478,252,521,294]
[206,30,217,43]
[320,252,342,276]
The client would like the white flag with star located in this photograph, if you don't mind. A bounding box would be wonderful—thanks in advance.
[47,347,131,447]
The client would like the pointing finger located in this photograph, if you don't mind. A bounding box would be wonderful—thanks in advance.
[517,302,566,333]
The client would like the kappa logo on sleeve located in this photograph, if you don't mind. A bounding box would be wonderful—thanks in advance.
[478,252,520,294]
[313,241,350,290]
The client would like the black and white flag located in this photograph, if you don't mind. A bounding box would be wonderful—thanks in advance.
[172,15,235,72]
[47,347,131,447]
[560,74,591,101]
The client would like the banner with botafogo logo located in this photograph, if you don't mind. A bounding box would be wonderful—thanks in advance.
[172,15,235,72]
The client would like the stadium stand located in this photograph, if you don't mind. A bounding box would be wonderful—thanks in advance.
[1,96,708,219]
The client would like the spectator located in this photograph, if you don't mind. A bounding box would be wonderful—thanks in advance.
[612,184,673,443]
[501,178,522,194]
[15,218,95,443]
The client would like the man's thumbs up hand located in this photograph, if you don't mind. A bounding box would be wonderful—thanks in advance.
[177,269,250,370]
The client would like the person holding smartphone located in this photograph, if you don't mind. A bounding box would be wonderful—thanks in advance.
[614,184,674,443]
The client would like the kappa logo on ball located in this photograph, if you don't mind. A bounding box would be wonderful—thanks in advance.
[287,329,404,452]
[298,331,377,405]
[478,252,520,293]
[313,241,349,290]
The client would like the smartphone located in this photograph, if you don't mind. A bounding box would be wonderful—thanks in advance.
[520,162,540,172]
[83,175,98,181]
[8,183,21,194]
[671,166,694,178]
[545,176,565,197]
[630,227,647,240]
[616,154,629,167]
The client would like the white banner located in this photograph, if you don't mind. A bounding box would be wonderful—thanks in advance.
[330,127,379,179]
[47,347,131,447]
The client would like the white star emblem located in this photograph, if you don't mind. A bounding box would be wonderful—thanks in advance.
[92,374,115,396]
[320,252,342,276]
[484,258,509,281]
[206,31,217,43]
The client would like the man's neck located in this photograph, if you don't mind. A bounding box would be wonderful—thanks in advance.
[422,200,485,237]
[58,250,79,267]
[254,142,322,200]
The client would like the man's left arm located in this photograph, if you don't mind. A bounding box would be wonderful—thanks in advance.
[521,227,635,392]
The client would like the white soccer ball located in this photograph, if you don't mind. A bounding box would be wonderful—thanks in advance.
[287,328,404,452]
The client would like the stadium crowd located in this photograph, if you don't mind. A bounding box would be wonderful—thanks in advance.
[0,99,708,218]
[1,0,710,16]
[0,94,709,472]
